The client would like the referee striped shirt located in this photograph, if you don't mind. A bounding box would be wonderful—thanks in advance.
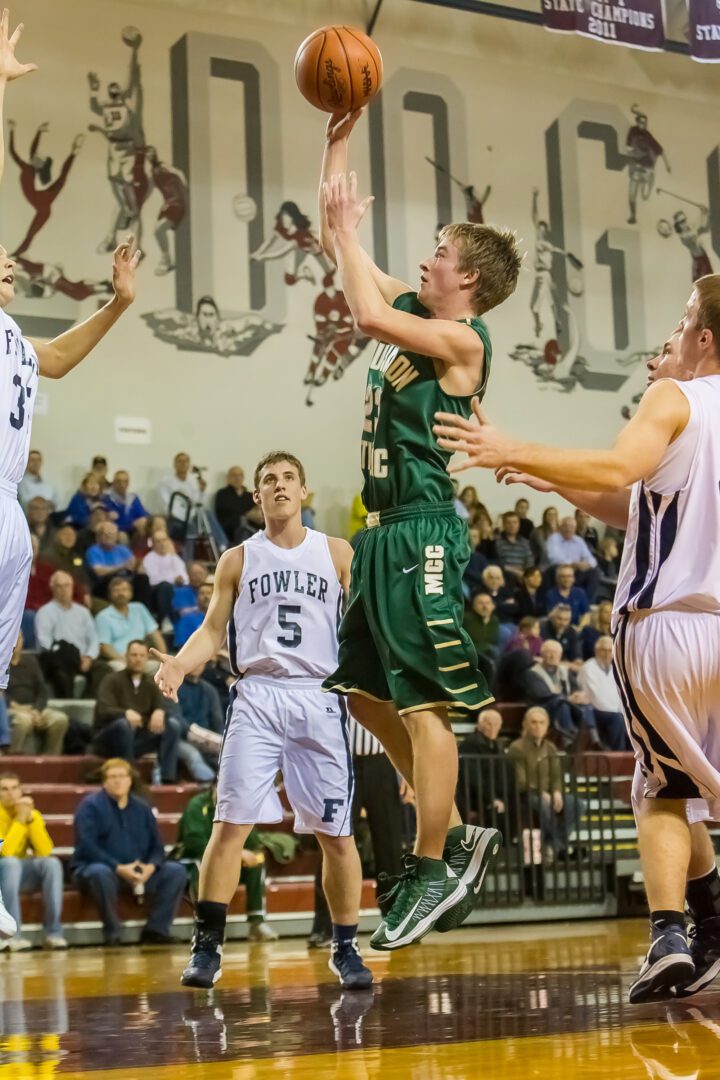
[347,715,384,756]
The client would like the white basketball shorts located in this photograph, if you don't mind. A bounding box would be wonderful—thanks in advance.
[215,675,354,836]
[0,487,33,690]
[613,610,720,822]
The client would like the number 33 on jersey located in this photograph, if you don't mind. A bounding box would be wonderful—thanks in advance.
[2,308,39,486]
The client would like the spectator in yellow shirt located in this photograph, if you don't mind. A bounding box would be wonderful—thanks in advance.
[0,773,67,951]
[347,494,367,546]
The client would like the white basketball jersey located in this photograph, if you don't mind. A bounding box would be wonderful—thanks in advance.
[614,376,720,620]
[230,528,343,679]
[0,307,39,487]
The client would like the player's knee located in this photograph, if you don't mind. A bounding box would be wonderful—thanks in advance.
[317,833,356,860]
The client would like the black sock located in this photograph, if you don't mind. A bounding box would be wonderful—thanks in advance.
[196,900,227,937]
[687,867,720,924]
[650,909,686,938]
[333,923,358,948]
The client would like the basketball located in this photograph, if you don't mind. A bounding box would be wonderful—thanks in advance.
[233,194,258,222]
[657,218,672,239]
[121,25,142,48]
[294,25,383,113]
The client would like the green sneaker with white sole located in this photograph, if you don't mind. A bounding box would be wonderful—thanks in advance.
[434,825,502,932]
[370,853,466,951]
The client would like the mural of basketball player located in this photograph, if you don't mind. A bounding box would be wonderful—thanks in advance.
[672,207,713,283]
[88,31,148,253]
[7,120,84,256]
[145,146,187,276]
[530,188,572,338]
[625,105,670,225]
[252,201,333,284]
[462,182,491,225]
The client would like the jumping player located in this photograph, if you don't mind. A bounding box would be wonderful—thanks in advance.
[152,452,373,991]
[318,110,520,950]
[145,146,187,276]
[7,121,84,256]
[434,276,720,1003]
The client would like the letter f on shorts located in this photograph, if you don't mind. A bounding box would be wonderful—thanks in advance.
[322,798,345,824]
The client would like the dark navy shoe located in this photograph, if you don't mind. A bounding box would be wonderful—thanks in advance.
[328,939,374,989]
[629,928,694,1004]
[675,916,720,998]
[181,930,223,988]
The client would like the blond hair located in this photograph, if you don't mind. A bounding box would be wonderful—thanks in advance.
[439,222,522,315]
[695,274,720,358]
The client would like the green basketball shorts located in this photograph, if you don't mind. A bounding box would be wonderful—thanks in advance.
[322,502,494,715]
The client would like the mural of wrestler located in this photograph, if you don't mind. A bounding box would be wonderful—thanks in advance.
[7,121,84,256]
[13,256,112,302]
[672,207,713,283]
[88,32,149,253]
[530,188,573,338]
[625,106,670,226]
[145,146,187,276]
[252,201,368,403]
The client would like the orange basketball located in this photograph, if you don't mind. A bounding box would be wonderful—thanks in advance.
[294,25,383,113]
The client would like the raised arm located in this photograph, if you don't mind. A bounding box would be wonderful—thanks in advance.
[495,467,632,529]
[319,110,409,304]
[0,12,37,185]
[29,236,140,379]
[151,547,243,702]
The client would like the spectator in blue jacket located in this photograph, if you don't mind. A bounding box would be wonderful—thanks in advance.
[71,758,186,945]
[102,471,149,537]
[544,565,590,627]
[64,473,106,529]
[174,583,213,648]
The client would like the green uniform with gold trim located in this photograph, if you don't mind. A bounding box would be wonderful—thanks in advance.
[323,291,494,715]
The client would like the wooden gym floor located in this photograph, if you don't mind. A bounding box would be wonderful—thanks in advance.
[1,918,719,1079]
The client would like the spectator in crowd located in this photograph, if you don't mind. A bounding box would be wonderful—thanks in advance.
[201,652,234,715]
[596,537,620,601]
[545,516,599,600]
[86,522,136,599]
[530,506,559,566]
[0,698,10,752]
[43,523,89,593]
[175,661,224,782]
[578,637,629,751]
[171,561,209,622]
[452,479,470,521]
[515,565,546,621]
[19,450,58,511]
[64,473,106,530]
[76,507,110,556]
[494,511,535,583]
[71,758,186,945]
[5,635,68,755]
[93,642,180,782]
[514,497,535,540]
[102,470,149,537]
[347,493,367,545]
[26,497,55,553]
[214,466,254,545]
[463,525,488,596]
[463,592,501,668]
[521,639,597,747]
[458,485,481,517]
[301,490,316,530]
[95,578,166,669]
[173,784,277,940]
[504,616,543,658]
[544,565,590,627]
[474,514,498,562]
[90,455,111,491]
[480,565,518,624]
[540,604,581,664]
[174,583,213,649]
[35,572,110,699]
[458,709,514,830]
[141,532,188,629]
[580,600,613,660]
[131,515,172,559]
[574,509,599,554]
[493,645,536,703]
[22,535,57,645]
[508,707,584,859]
[159,453,227,552]
[158,452,206,515]
[0,773,67,951]
[235,503,265,543]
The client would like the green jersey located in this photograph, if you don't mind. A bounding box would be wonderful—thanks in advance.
[360,292,492,513]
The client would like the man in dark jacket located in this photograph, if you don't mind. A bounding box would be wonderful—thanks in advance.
[458,709,515,832]
[213,467,254,544]
[93,640,180,782]
[71,758,186,944]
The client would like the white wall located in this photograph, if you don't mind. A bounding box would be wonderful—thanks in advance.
[8,0,720,533]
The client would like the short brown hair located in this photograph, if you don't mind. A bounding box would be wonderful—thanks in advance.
[0,772,21,785]
[439,222,522,315]
[100,758,133,781]
[253,451,306,490]
[695,275,720,358]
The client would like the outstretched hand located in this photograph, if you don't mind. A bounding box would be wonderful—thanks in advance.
[112,234,141,307]
[323,170,374,233]
[150,649,185,703]
[325,108,363,145]
[494,466,554,493]
[433,397,516,472]
[0,10,37,82]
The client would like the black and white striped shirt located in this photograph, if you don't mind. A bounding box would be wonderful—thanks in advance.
[348,715,384,756]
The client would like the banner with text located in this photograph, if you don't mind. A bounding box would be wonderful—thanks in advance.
[688,0,720,60]
[541,0,665,50]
